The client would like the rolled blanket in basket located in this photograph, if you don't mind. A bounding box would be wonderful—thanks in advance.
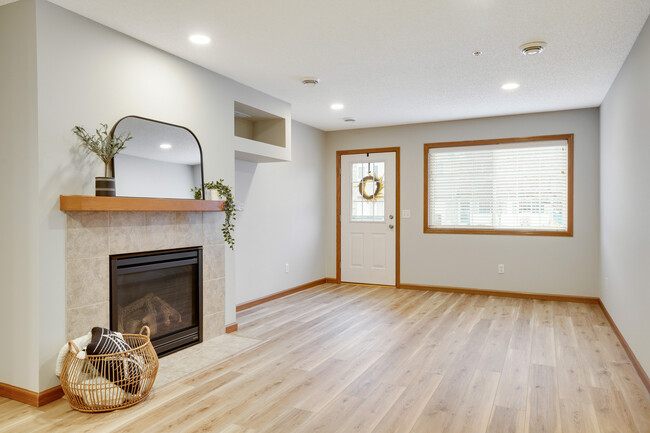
[55,332,92,377]
[86,327,143,394]
[79,376,127,408]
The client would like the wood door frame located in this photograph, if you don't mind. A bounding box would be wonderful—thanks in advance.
[336,147,400,287]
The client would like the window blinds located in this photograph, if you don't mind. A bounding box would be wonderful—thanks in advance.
[428,140,569,231]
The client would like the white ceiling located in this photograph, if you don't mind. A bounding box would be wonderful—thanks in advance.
[42,0,650,131]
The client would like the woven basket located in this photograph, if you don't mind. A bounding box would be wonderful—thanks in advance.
[60,326,159,413]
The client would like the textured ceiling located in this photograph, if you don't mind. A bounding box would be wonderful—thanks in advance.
[46,0,650,131]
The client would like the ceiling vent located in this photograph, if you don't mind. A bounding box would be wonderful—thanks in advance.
[520,41,547,56]
[301,78,320,87]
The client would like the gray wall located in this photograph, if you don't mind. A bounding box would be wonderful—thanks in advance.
[0,0,40,392]
[326,109,601,297]
[235,121,326,304]
[600,16,650,374]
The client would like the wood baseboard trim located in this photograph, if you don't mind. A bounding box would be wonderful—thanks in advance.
[324,278,338,284]
[598,300,650,393]
[236,278,327,312]
[0,383,63,407]
[340,282,396,289]
[225,322,238,333]
[399,283,600,304]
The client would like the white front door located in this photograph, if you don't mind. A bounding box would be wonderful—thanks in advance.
[340,152,396,286]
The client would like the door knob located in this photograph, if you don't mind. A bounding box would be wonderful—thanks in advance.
[389,215,394,219]
[389,224,394,229]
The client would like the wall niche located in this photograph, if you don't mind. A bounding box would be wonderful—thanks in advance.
[234,101,290,162]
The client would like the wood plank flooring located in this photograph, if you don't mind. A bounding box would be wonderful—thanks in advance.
[1,283,649,432]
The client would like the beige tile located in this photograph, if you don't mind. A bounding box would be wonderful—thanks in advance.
[203,212,225,246]
[66,211,108,230]
[109,212,146,254]
[145,212,176,251]
[67,302,109,340]
[155,334,260,387]
[66,212,108,259]
[176,212,203,247]
[203,245,225,281]
[203,278,225,316]
[203,310,225,340]
[214,245,225,278]
[66,257,109,309]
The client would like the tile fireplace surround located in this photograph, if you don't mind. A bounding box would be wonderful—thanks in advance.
[65,211,226,342]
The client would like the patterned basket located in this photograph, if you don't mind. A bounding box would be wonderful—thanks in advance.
[60,326,159,412]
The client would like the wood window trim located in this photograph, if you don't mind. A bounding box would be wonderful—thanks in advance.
[423,134,574,237]
[336,147,401,286]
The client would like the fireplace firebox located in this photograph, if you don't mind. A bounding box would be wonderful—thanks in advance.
[110,247,203,357]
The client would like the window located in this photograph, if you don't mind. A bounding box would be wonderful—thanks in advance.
[424,134,573,236]
[351,161,385,222]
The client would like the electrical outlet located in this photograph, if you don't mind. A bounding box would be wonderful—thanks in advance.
[401,209,411,218]
[498,264,505,274]
[285,263,289,273]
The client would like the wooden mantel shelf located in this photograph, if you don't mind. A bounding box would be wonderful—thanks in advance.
[60,195,225,212]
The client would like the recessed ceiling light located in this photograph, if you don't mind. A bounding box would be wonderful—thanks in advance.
[520,41,547,56]
[189,34,211,45]
[160,143,172,149]
[331,103,344,110]
[301,77,320,87]
[501,82,520,90]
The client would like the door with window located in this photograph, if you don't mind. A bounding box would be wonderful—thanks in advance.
[340,152,396,286]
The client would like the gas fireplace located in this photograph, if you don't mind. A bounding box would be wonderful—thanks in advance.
[110,247,203,356]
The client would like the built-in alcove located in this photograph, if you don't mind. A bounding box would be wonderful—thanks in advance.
[234,102,285,147]
[234,101,291,162]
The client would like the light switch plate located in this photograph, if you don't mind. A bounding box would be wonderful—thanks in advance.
[401,209,411,218]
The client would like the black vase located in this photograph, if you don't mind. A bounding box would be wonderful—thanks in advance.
[95,177,116,197]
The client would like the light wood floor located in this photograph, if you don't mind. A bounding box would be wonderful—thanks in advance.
[1,283,649,432]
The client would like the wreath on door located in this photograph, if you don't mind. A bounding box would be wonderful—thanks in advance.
[358,174,384,201]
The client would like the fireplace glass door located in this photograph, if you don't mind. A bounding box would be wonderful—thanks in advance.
[110,248,202,356]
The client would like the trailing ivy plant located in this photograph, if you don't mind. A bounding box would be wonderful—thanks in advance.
[204,179,236,249]
[72,123,132,177]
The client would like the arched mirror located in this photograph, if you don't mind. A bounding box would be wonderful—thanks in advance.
[111,116,205,199]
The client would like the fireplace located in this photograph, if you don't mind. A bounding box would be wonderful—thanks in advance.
[110,247,203,356]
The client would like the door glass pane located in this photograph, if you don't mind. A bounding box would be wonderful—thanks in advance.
[351,161,385,222]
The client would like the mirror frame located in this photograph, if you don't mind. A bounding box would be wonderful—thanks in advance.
[110,115,206,200]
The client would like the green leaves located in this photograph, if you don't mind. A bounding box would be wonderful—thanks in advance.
[205,179,236,250]
[72,123,132,177]
[191,187,203,200]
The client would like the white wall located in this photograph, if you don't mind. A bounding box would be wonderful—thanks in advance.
[235,121,326,304]
[27,0,291,391]
[0,0,40,392]
[326,109,601,297]
[600,16,650,374]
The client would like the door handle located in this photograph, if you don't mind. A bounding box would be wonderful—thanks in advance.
[389,215,394,219]
[389,224,394,229]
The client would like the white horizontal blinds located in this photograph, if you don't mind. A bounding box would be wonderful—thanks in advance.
[429,140,569,231]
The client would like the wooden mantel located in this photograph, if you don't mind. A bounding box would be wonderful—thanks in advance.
[60,195,225,212]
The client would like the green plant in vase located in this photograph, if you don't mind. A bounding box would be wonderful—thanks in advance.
[205,179,236,249]
[191,186,203,200]
[72,123,132,197]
